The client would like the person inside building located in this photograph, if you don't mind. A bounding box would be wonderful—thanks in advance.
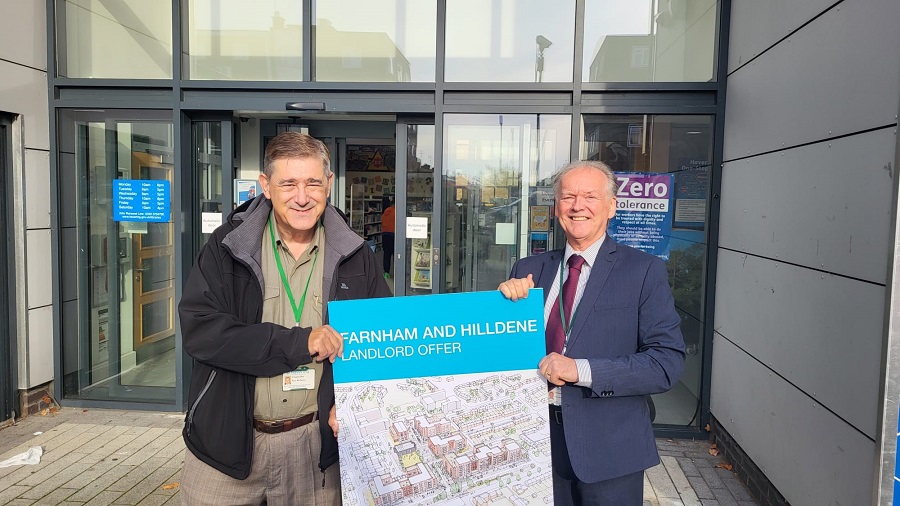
[498,160,685,505]
[381,196,396,278]
[178,131,391,505]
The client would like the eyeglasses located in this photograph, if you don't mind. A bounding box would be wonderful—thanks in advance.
[274,179,330,196]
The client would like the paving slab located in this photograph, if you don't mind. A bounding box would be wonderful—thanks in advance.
[0,408,758,504]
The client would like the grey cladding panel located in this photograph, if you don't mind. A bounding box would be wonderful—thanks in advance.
[0,0,46,71]
[714,249,882,437]
[727,0,834,74]
[719,128,895,283]
[711,336,875,506]
[723,0,900,160]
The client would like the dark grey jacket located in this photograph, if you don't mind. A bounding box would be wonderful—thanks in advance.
[179,196,391,479]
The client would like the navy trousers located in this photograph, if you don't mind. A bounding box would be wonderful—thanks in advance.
[549,406,644,506]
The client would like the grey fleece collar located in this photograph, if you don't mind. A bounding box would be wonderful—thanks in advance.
[221,197,365,314]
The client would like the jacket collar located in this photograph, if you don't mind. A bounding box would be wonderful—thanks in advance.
[221,196,366,306]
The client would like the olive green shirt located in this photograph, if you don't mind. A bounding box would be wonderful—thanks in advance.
[254,212,325,421]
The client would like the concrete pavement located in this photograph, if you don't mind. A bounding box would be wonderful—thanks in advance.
[0,407,758,505]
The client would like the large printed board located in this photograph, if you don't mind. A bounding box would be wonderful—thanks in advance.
[329,289,552,505]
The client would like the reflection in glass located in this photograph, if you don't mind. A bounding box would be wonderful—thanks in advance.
[445,0,575,82]
[58,111,176,404]
[138,256,173,294]
[314,0,436,82]
[582,114,714,427]
[443,114,570,293]
[141,299,172,338]
[583,0,718,82]
[186,0,302,80]
[58,0,173,78]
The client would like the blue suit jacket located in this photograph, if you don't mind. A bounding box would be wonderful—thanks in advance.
[510,236,685,483]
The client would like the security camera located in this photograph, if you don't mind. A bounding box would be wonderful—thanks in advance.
[239,117,250,123]
[536,35,553,51]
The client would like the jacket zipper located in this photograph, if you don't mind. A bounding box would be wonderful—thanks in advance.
[185,369,217,437]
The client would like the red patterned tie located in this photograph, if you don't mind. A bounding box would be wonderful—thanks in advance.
[545,255,586,354]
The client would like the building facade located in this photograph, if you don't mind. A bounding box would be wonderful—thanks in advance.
[1,1,899,504]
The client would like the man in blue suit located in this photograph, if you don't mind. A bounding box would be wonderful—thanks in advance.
[499,161,685,505]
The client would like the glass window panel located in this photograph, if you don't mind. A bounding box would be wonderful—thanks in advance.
[58,110,176,403]
[581,114,714,427]
[314,0,436,82]
[405,125,435,294]
[445,0,575,83]
[583,0,718,83]
[57,0,172,79]
[186,0,302,80]
[141,299,172,338]
[443,114,570,293]
[192,121,224,249]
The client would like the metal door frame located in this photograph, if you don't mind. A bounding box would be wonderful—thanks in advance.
[0,115,16,422]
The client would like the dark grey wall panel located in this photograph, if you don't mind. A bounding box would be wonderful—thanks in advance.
[715,249,882,438]
[61,300,77,376]
[719,128,895,283]
[711,335,875,506]
[181,91,435,113]
[723,0,900,160]
[61,228,76,302]
[727,0,834,74]
[58,152,76,229]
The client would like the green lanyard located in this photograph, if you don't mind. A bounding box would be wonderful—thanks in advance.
[269,220,318,326]
[558,258,581,338]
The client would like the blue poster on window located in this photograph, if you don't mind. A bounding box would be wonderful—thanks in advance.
[112,180,171,222]
[894,397,900,504]
[609,173,674,260]
[234,179,260,207]
[328,290,552,505]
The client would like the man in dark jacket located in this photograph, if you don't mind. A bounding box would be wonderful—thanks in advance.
[179,132,391,505]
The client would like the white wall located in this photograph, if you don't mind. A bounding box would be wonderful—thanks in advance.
[0,1,52,389]
[715,1,900,504]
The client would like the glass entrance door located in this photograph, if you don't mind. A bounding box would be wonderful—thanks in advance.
[59,110,177,405]
[441,114,571,293]
[191,118,235,251]
[395,120,435,296]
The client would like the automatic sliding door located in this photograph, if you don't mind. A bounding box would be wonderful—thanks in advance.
[395,121,435,296]
[191,119,235,250]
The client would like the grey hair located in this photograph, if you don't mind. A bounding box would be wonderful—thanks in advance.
[552,160,619,199]
[262,131,332,179]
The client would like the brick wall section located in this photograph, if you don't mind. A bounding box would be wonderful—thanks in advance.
[710,415,790,506]
[19,381,55,417]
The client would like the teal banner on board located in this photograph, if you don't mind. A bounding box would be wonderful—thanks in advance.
[330,289,546,383]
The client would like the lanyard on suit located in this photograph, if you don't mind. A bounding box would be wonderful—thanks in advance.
[558,260,581,339]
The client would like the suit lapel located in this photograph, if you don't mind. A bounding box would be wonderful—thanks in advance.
[565,237,617,351]
[537,250,563,302]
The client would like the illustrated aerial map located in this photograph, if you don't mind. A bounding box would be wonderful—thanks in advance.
[335,372,552,505]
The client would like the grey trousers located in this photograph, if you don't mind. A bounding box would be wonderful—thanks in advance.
[181,423,341,506]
